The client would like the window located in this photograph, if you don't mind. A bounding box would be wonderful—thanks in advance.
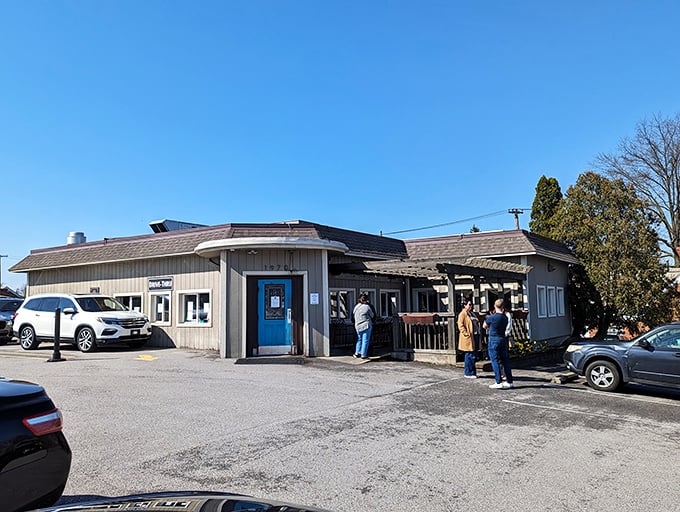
[380,290,400,317]
[330,289,354,319]
[547,286,557,317]
[151,293,171,324]
[415,289,435,312]
[116,294,143,312]
[536,285,547,318]
[179,291,211,325]
[647,326,680,349]
[556,287,565,316]
[359,289,376,306]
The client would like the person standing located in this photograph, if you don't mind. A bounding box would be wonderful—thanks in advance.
[353,292,375,360]
[483,298,514,389]
[505,302,514,349]
[457,299,480,378]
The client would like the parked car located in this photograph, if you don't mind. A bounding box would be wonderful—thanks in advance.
[0,297,23,344]
[13,293,152,353]
[34,491,332,511]
[0,377,71,511]
[564,322,680,391]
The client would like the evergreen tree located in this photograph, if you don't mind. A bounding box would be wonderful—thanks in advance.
[529,176,562,238]
[554,171,673,335]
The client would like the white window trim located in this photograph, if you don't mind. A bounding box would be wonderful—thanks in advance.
[536,285,547,318]
[329,288,355,320]
[150,291,172,326]
[547,286,557,318]
[177,289,212,327]
[556,287,565,317]
[114,293,144,313]
[380,289,401,317]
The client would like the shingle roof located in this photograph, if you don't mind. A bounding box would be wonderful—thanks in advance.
[362,257,532,279]
[10,222,576,275]
[405,229,579,264]
[9,220,408,272]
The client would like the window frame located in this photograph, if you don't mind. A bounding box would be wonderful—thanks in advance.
[556,287,565,317]
[329,288,355,320]
[177,289,212,327]
[150,292,172,326]
[380,289,401,317]
[115,293,144,313]
[536,285,547,318]
[547,286,557,318]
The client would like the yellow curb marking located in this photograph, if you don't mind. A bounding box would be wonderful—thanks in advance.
[136,354,158,361]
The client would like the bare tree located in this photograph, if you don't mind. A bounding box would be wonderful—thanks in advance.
[596,113,680,264]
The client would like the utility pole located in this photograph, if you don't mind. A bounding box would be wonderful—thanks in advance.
[0,254,6,289]
[508,209,525,230]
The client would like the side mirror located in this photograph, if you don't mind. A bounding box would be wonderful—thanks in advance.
[62,307,76,315]
[637,339,650,350]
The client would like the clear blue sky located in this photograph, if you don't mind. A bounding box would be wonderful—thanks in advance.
[2,0,679,290]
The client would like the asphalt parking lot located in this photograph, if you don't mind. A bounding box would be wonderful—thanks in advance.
[2,342,679,512]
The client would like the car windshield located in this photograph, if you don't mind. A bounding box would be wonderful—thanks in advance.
[76,296,128,312]
[0,300,23,312]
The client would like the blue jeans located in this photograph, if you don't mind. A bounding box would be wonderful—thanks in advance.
[355,326,372,358]
[463,333,479,376]
[488,338,513,384]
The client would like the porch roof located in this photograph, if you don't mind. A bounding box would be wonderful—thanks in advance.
[347,257,532,280]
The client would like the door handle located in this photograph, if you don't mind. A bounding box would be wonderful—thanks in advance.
[287,308,292,323]
[674,353,680,358]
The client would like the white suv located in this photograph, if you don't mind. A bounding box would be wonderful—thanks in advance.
[13,293,152,352]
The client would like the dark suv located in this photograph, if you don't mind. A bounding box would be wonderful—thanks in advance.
[564,322,680,391]
[0,298,23,344]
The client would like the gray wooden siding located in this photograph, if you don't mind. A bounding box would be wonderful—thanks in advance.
[225,248,326,358]
[25,255,221,351]
[525,255,572,343]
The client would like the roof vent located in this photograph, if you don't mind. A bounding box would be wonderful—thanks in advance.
[149,219,207,233]
[67,232,86,245]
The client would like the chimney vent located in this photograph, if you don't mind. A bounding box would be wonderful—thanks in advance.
[67,232,86,245]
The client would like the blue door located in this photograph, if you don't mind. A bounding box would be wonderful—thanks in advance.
[257,279,292,354]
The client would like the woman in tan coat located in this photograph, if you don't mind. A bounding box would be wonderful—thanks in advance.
[457,300,480,378]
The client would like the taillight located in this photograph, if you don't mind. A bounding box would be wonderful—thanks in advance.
[22,408,64,436]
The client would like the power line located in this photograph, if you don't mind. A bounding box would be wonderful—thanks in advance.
[383,210,510,236]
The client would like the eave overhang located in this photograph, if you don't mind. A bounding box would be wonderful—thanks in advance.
[194,237,349,258]
[334,257,532,280]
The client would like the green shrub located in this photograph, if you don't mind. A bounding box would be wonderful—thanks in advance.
[510,339,548,357]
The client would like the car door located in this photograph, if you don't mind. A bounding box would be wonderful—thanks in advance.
[628,325,680,387]
[33,297,60,338]
[58,297,79,341]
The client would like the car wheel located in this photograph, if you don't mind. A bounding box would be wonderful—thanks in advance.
[0,338,7,346]
[585,360,621,392]
[76,327,97,352]
[19,326,39,350]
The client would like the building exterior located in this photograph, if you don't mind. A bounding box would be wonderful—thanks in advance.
[9,220,579,359]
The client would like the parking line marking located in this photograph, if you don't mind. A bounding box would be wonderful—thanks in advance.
[550,384,680,407]
[502,399,609,418]
[136,354,158,361]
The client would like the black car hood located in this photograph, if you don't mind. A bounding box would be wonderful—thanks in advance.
[35,491,333,511]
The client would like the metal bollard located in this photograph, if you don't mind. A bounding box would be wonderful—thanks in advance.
[47,307,66,363]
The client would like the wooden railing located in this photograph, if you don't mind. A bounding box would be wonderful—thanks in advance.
[329,311,529,357]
